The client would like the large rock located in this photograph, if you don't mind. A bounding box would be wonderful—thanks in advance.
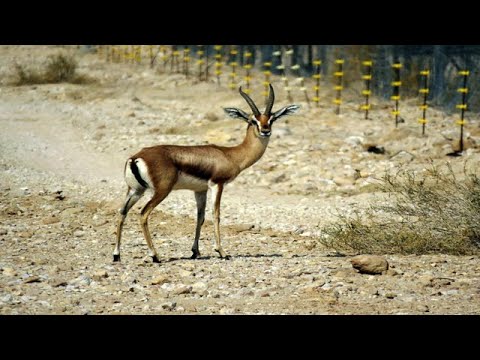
[350,255,389,275]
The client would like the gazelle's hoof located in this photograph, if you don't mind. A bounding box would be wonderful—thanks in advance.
[191,250,201,259]
[113,254,121,262]
[152,255,161,263]
[215,249,230,260]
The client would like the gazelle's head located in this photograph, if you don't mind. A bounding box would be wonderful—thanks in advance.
[224,84,300,138]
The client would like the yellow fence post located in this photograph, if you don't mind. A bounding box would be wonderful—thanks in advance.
[312,60,321,107]
[292,64,309,107]
[214,45,223,85]
[197,45,205,81]
[333,59,344,115]
[229,47,238,90]
[183,47,191,78]
[243,50,252,94]
[418,70,430,135]
[391,62,402,127]
[456,70,469,153]
[160,46,169,72]
[361,60,373,119]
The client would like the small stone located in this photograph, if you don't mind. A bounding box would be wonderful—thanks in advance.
[365,145,385,154]
[333,177,355,186]
[232,224,254,233]
[0,294,13,304]
[236,288,254,297]
[42,216,60,225]
[191,281,208,294]
[351,255,389,275]
[161,302,176,311]
[385,269,399,276]
[302,280,326,295]
[178,269,192,277]
[331,269,356,280]
[303,241,316,250]
[62,208,83,216]
[92,132,104,141]
[71,275,92,286]
[73,230,85,237]
[418,275,434,287]
[0,229,8,235]
[431,277,454,288]
[384,292,397,299]
[92,270,108,281]
[368,288,379,296]
[255,289,271,298]
[173,285,192,295]
[2,267,16,277]
[151,275,169,285]
[219,307,235,315]
[417,304,430,313]
[50,278,68,287]
[345,136,364,147]
[18,231,34,239]
[293,226,306,235]
[272,173,287,183]
[390,150,415,163]
[6,205,20,215]
[24,276,41,284]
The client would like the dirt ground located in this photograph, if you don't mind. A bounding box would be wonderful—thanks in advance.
[1,45,479,314]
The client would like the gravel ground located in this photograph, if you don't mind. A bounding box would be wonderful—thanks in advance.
[1,45,479,314]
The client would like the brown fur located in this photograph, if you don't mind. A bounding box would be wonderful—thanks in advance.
[114,89,297,261]
[132,124,269,187]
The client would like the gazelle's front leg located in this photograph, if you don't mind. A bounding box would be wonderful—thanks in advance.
[209,182,229,259]
[191,190,207,259]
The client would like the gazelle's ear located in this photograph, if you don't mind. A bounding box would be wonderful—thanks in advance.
[223,108,250,123]
[271,105,300,122]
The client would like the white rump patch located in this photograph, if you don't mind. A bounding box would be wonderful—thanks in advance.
[125,158,153,190]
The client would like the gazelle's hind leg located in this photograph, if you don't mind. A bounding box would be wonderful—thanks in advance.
[191,190,207,259]
[114,187,146,262]
[139,184,173,263]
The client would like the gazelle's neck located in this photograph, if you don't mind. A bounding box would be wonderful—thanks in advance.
[229,124,270,171]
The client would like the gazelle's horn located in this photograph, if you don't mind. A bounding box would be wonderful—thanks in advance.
[239,87,260,117]
[264,84,275,116]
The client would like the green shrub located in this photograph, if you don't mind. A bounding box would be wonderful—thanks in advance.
[12,53,94,85]
[320,165,480,255]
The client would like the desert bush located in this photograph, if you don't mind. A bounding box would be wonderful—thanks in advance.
[320,165,480,255]
[12,53,94,85]
[44,53,77,82]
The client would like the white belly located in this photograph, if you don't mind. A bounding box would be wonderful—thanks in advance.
[173,172,209,192]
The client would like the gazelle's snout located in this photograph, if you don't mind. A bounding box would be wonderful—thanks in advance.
[259,125,271,137]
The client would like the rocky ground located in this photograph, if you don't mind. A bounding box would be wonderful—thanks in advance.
[1,45,479,314]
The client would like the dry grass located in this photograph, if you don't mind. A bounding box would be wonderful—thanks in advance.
[320,164,480,255]
[12,54,95,86]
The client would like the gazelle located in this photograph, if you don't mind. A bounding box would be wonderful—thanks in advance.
[113,84,299,262]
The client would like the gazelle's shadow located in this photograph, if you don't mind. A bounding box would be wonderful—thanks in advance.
[164,253,283,263]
